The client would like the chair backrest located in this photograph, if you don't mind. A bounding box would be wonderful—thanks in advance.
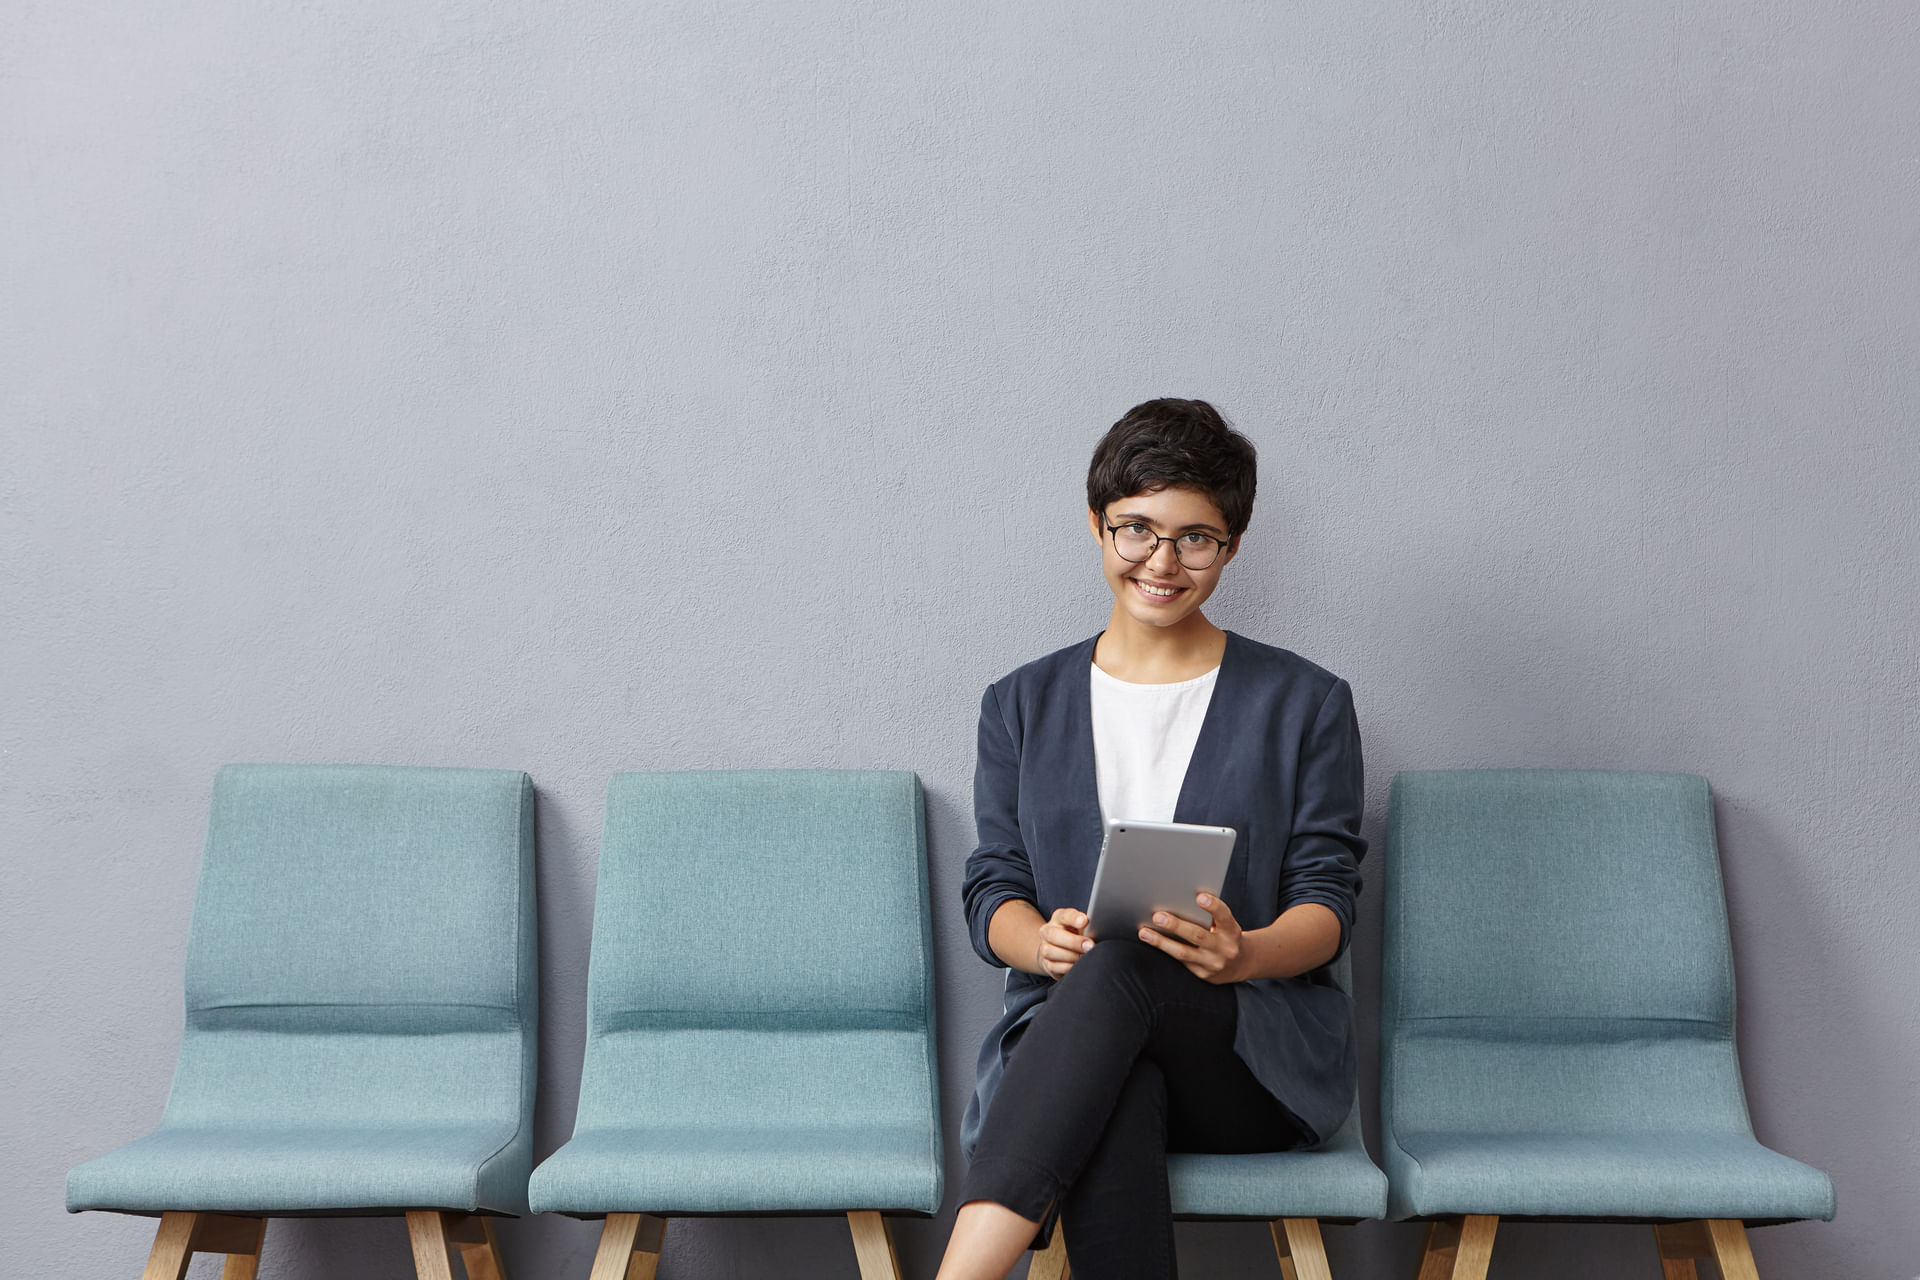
[164,764,537,1135]
[573,770,937,1136]
[1383,769,1754,1138]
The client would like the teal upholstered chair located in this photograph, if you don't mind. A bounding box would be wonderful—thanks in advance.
[527,770,941,1280]
[67,764,538,1280]
[1381,770,1833,1280]
[1027,954,1387,1280]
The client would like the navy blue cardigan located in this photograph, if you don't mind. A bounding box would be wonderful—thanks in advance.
[960,630,1367,1154]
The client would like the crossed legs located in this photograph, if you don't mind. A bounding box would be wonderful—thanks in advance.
[941,939,1310,1280]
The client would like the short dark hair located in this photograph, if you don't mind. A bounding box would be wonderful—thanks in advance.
[1086,399,1257,539]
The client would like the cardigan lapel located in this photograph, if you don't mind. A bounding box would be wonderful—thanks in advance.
[1074,627,1242,830]
[1171,629,1241,825]
[1064,633,1106,856]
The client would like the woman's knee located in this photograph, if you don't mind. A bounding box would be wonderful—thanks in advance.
[1065,936,1165,985]
[1048,937,1176,1021]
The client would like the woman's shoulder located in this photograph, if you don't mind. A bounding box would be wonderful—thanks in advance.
[1224,631,1350,700]
[983,633,1101,704]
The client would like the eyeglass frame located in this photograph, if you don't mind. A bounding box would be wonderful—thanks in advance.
[1097,511,1235,570]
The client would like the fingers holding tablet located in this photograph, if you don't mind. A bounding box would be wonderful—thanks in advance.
[1037,907,1094,979]
[1139,892,1246,984]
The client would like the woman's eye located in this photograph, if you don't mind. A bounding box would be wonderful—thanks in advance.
[1121,524,1154,538]
[1179,533,1212,547]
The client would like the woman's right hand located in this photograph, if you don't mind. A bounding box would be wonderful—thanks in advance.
[1036,908,1094,978]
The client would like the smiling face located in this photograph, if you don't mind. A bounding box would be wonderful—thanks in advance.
[1087,485,1239,634]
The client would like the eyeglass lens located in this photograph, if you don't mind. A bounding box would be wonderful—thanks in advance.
[1111,525,1222,569]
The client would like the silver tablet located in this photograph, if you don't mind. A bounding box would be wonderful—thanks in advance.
[1084,817,1236,942]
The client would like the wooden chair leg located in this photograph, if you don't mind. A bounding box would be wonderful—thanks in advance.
[1271,1223,1298,1280]
[1028,1224,1071,1280]
[1654,1221,1708,1280]
[434,1213,510,1280]
[141,1211,268,1280]
[1416,1215,1497,1280]
[1655,1220,1758,1280]
[201,1217,267,1280]
[589,1213,667,1280]
[1705,1220,1760,1280]
[588,1213,637,1280]
[142,1213,198,1280]
[408,1211,461,1280]
[1269,1218,1331,1280]
[624,1213,666,1280]
[848,1211,903,1280]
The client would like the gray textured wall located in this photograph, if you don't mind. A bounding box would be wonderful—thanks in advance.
[6,2,1917,1277]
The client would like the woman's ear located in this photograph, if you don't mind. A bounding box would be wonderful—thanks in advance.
[1088,507,1106,544]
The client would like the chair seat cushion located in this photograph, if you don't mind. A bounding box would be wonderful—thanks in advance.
[1169,1119,1388,1222]
[1385,1131,1836,1222]
[527,1124,941,1216]
[66,1124,527,1215]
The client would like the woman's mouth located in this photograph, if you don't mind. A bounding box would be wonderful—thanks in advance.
[1130,578,1187,603]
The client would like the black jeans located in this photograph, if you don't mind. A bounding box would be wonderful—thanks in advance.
[961,939,1311,1280]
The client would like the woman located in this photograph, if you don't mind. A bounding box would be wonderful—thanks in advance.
[937,399,1366,1280]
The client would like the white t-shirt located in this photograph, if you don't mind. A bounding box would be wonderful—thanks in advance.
[1089,659,1221,825]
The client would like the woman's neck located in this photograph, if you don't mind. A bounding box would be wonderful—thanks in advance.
[1093,613,1227,684]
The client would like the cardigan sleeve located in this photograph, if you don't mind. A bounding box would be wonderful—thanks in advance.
[1280,677,1367,960]
[961,681,1036,968]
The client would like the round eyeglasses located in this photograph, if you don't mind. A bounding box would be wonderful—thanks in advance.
[1100,517,1231,570]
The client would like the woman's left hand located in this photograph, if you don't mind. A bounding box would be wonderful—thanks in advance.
[1139,893,1247,984]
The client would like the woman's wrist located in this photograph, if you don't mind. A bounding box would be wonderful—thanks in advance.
[988,897,1047,973]
[1235,905,1342,981]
